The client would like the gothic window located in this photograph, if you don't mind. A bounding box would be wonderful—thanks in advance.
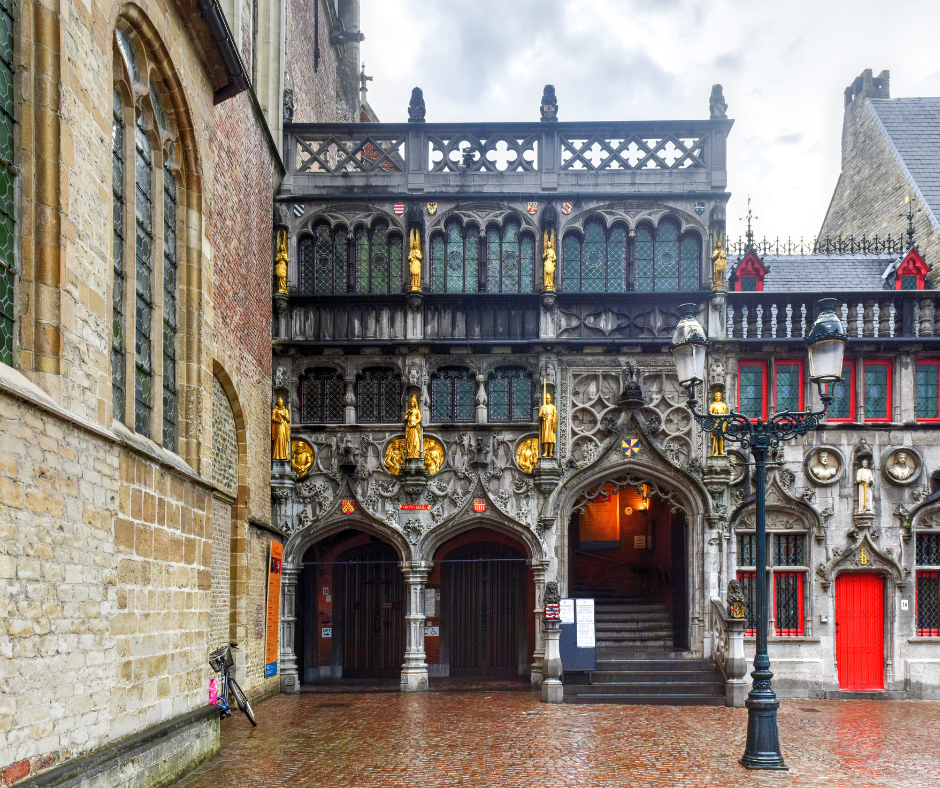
[357,368,402,423]
[300,368,344,423]
[134,118,155,437]
[112,88,126,418]
[162,161,178,451]
[300,224,347,294]
[430,220,479,293]
[485,220,535,293]
[916,533,940,636]
[561,220,627,293]
[430,368,475,423]
[737,531,807,636]
[487,368,533,422]
[915,361,940,421]
[355,221,404,293]
[0,0,15,365]
[636,220,700,292]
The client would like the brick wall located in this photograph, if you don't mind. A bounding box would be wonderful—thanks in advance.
[286,0,342,123]
[209,496,232,648]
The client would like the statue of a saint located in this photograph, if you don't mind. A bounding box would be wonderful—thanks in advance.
[291,440,314,478]
[888,451,915,481]
[711,238,727,291]
[516,437,539,474]
[856,458,874,513]
[539,390,558,458]
[708,392,729,456]
[424,438,444,475]
[275,230,289,295]
[272,397,291,461]
[404,394,422,459]
[542,228,556,291]
[810,450,838,481]
[408,228,422,292]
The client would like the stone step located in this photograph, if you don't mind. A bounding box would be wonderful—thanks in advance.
[594,626,675,637]
[571,681,724,696]
[589,670,722,683]
[595,650,699,661]
[565,693,726,706]
[594,612,672,622]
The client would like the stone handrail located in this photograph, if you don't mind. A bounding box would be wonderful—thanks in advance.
[711,596,747,708]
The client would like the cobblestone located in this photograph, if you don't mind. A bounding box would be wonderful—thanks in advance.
[176,691,940,788]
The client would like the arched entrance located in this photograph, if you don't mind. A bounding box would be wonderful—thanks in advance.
[296,529,405,682]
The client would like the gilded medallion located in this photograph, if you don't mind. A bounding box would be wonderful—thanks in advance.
[516,437,539,474]
[384,439,406,475]
[291,440,314,478]
[424,437,445,475]
[384,437,445,475]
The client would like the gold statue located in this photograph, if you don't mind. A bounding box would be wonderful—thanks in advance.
[516,437,539,473]
[275,230,289,295]
[271,397,291,461]
[404,394,422,458]
[423,438,445,475]
[384,439,406,475]
[542,228,556,291]
[711,232,727,291]
[408,228,422,292]
[385,436,443,475]
[291,440,314,478]
[708,391,729,456]
[538,380,557,458]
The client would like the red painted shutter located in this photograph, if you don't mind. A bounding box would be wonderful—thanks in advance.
[835,574,884,690]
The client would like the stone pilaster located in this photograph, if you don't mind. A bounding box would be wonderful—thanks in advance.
[280,565,300,693]
[530,560,549,688]
[541,621,563,703]
[401,562,432,692]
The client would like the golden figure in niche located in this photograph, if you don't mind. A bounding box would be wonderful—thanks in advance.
[271,397,291,461]
[711,232,727,291]
[408,228,423,291]
[538,384,557,458]
[708,391,729,456]
[404,394,423,458]
[542,228,556,291]
[423,438,445,475]
[291,440,314,478]
[275,230,289,295]
[516,437,539,473]
[384,439,406,475]
[385,437,444,475]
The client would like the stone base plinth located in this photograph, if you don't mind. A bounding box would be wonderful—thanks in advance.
[400,665,429,692]
[541,679,564,704]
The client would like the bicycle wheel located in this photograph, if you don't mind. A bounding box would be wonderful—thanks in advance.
[227,677,257,726]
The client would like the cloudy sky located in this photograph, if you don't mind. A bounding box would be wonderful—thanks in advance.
[359,0,940,243]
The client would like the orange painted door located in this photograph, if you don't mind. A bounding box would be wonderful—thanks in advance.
[835,573,884,690]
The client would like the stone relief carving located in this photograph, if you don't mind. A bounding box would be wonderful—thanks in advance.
[568,372,621,467]
[882,446,922,486]
[805,446,844,486]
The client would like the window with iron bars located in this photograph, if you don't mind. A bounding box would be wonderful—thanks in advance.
[916,533,940,636]
[487,368,533,423]
[737,532,807,636]
[356,368,402,424]
[430,368,475,423]
[300,368,345,423]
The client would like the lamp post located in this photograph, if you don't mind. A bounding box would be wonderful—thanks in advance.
[670,298,846,770]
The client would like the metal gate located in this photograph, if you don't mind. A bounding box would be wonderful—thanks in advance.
[835,573,884,690]
[334,544,405,678]
[443,543,526,678]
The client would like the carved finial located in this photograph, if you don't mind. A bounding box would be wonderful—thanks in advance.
[540,84,558,122]
[408,87,426,123]
[359,63,373,105]
[901,195,919,249]
[709,84,728,119]
[741,195,758,251]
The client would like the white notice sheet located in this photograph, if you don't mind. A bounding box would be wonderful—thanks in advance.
[575,598,595,648]
[559,598,575,624]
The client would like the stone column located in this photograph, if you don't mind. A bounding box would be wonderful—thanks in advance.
[280,564,301,693]
[400,561,431,692]
[541,621,563,703]
[475,374,487,422]
[530,560,549,688]
[344,375,357,424]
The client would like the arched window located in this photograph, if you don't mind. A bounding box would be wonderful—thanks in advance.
[299,225,347,295]
[112,87,127,420]
[430,368,475,423]
[561,220,627,293]
[355,222,404,293]
[636,220,700,292]
[133,113,155,438]
[300,368,344,423]
[485,220,535,293]
[487,368,533,422]
[357,368,402,423]
[430,220,479,293]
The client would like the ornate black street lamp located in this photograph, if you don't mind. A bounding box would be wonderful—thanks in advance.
[670,298,847,770]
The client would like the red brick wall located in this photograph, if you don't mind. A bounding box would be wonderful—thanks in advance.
[287,0,343,122]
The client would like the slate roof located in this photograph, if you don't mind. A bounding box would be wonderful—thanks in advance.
[869,98,940,235]
[730,254,896,292]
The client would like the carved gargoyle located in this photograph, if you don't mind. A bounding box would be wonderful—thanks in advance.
[408,87,426,123]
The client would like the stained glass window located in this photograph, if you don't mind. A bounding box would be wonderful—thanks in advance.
[827,363,853,420]
[773,534,805,566]
[357,368,402,423]
[487,368,533,422]
[0,0,13,366]
[774,362,800,413]
[134,121,154,438]
[863,361,889,421]
[739,362,765,419]
[430,368,475,423]
[162,162,178,451]
[635,221,700,292]
[300,368,344,423]
[915,363,939,420]
[353,222,402,294]
[111,88,126,418]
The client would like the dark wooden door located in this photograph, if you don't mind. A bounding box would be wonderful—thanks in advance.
[335,544,405,678]
[836,573,884,690]
[670,513,689,650]
[443,543,526,678]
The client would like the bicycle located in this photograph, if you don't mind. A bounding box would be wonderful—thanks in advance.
[208,642,257,726]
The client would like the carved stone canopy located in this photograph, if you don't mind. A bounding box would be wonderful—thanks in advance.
[816,529,908,590]
[881,445,922,486]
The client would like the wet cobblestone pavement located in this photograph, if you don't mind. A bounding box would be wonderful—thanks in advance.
[176,691,940,788]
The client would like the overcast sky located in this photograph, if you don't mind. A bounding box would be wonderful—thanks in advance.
[359,0,940,244]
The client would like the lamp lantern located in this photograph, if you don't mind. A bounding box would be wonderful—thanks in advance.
[670,304,709,388]
[806,298,848,384]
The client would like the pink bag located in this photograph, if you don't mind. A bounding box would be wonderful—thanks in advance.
[208,678,218,705]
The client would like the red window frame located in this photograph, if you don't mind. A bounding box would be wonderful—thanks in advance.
[862,359,892,423]
[915,361,940,423]
[894,248,929,290]
[737,570,757,636]
[773,571,805,636]
[826,360,856,423]
[731,249,766,291]
[916,571,940,637]
[738,360,768,422]
[773,360,804,414]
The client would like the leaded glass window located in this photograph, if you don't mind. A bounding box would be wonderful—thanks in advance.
[917,528,940,635]
[738,531,807,636]
[739,362,765,419]
[300,225,347,295]
[827,363,853,420]
[863,361,889,421]
[737,533,756,567]
[162,163,178,451]
[0,0,14,366]
[112,88,126,419]
[430,368,475,423]
[354,222,403,293]
[916,534,940,566]
[300,369,344,423]
[916,363,939,420]
[357,368,402,423]
[487,368,533,423]
[134,120,154,438]
[901,276,918,290]
[736,572,757,634]
[484,221,535,293]
[430,221,478,293]
[636,220,700,292]
[774,573,803,636]
[773,534,805,566]
[774,362,801,413]
[561,221,632,293]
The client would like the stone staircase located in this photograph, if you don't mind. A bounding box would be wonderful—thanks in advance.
[563,599,726,706]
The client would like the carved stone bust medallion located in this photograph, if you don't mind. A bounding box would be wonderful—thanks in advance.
[804,446,844,486]
[882,447,922,486]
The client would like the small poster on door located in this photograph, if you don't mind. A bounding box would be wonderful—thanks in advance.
[575,598,595,648]
[321,627,332,638]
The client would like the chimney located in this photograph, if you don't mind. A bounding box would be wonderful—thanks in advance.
[844,69,890,107]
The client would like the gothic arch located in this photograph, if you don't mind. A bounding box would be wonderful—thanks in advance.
[283,512,412,569]
[419,508,544,565]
